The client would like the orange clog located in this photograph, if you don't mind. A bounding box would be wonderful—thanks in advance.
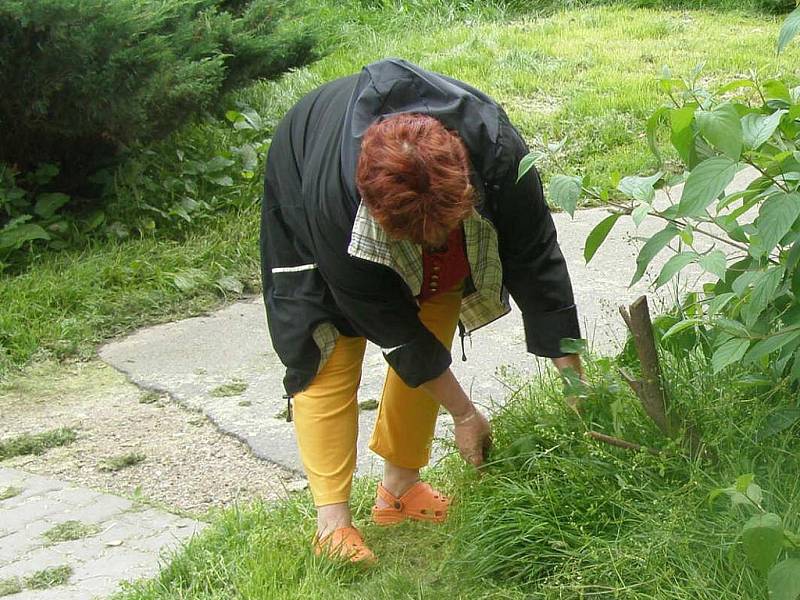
[372,481,450,525]
[313,526,376,564]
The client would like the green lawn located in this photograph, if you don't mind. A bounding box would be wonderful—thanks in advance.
[116,355,800,599]
[2,4,797,378]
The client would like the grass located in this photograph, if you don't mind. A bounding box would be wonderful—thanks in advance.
[98,452,146,473]
[24,565,73,590]
[210,380,249,397]
[115,348,800,600]
[0,578,21,598]
[0,486,20,501]
[359,399,380,411]
[2,4,799,379]
[42,520,101,544]
[0,427,77,460]
[139,391,161,404]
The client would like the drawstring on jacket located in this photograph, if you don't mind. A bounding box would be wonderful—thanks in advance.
[457,321,469,362]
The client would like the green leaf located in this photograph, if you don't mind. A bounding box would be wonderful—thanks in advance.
[757,408,800,440]
[707,292,735,315]
[743,513,785,574]
[210,176,234,187]
[656,251,699,288]
[752,192,800,258]
[559,338,588,354]
[778,7,800,54]
[744,330,800,364]
[630,225,680,286]
[742,267,785,327]
[695,104,743,160]
[678,157,739,217]
[715,317,751,338]
[617,172,663,203]
[517,152,539,182]
[0,223,51,250]
[584,213,621,263]
[172,268,205,293]
[661,318,703,341]
[205,157,235,173]
[699,250,727,279]
[670,104,697,166]
[632,204,650,227]
[216,275,244,295]
[742,110,786,149]
[712,338,750,373]
[549,175,582,218]
[34,193,70,219]
[768,558,800,600]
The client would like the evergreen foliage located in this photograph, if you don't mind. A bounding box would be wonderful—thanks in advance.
[0,0,316,186]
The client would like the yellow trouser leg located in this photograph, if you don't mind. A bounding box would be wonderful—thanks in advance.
[369,282,464,469]
[292,335,366,507]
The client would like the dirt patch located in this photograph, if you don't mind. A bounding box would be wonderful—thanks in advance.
[0,361,301,517]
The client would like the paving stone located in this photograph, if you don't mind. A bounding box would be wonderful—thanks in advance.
[56,494,132,524]
[0,496,65,529]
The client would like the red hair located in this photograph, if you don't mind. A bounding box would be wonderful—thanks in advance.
[356,113,475,247]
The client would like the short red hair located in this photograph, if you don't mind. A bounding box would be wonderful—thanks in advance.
[356,113,475,247]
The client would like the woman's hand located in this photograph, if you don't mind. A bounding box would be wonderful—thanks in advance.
[421,368,492,468]
[453,407,491,467]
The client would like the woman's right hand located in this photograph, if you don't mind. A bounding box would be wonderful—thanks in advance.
[453,407,491,467]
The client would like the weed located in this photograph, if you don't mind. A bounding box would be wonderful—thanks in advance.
[24,565,72,590]
[358,399,379,411]
[210,380,248,397]
[0,486,21,501]
[42,520,100,544]
[0,428,77,460]
[0,578,21,597]
[139,391,160,404]
[238,400,252,407]
[98,452,146,473]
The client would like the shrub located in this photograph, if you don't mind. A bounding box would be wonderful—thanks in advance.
[0,0,316,188]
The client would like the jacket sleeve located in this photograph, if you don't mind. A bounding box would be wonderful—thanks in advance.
[491,130,581,358]
[311,218,452,389]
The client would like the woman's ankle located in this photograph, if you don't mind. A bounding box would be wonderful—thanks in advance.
[379,463,421,505]
[316,502,352,538]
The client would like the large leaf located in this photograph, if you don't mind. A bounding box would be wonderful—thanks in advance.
[699,250,727,279]
[34,192,70,219]
[768,558,800,600]
[656,251,699,288]
[0,223,51,250]
[778,7,800,54]
[549,175,582,217]
[752,192,800,258]
[678,157,739,217]
[742,110,786,149]
[670,104,697,166]
[712,338,750,373]
[617,172,663,203]
[742,513,785,574]
[742,267,785,327]
[756,407,800,441]
[584,213,621,264]
[744,330,800,364]
[630,225,680,286]
[695,104,743,159]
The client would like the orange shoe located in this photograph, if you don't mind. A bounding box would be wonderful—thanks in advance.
[372,481,450,525]
[312,526,376,564]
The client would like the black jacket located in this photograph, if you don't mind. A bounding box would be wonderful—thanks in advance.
[261,58,580,396]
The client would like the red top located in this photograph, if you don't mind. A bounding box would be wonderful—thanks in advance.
[417,225,470,302]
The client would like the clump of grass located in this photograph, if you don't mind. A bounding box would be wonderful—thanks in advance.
[210,380,248,397]
[98,452,146,473]
[238,400,252,407]
[139,391,161,404]
[358,399,379,411]
[0,577,21,597]
[24,565,72,590]
[0,486,21,501]
[0,428,77,460]
[42,520,100,544]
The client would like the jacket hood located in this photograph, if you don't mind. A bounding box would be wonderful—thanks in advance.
[340,58,504,204]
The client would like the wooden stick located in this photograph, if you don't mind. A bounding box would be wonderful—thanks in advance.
[587,431,660,456]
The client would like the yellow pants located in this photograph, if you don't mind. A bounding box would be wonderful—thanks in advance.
[292,283,463,506]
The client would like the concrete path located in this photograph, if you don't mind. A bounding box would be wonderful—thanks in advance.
[99,168,758,476]
[0,468,204,600]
